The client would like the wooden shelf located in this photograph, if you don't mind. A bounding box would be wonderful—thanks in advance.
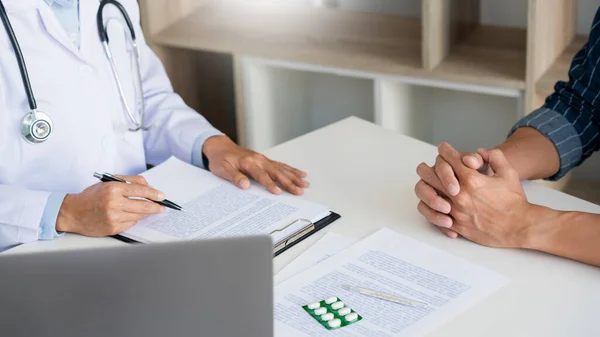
[536,36,587,96]
[151,2,528,89]
[153,2,422,75]
[432,26,527,90]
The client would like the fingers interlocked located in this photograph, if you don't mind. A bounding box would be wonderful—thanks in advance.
[415,143,491,239]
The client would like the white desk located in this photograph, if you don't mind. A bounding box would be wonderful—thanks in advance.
[6,117,600,336]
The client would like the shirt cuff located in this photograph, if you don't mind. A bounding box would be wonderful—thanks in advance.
[508,107,582,181]
[191,130,225,170]
[39,193,67,241]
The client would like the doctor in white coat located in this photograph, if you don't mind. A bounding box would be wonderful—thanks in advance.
[0,0,309,251]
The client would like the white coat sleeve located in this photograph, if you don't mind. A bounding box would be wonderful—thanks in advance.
[0,186,57,251]
[128,2,224,166]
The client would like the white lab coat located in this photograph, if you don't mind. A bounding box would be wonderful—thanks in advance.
[0,0,221,249]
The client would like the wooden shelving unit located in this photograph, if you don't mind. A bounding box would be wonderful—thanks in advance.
[139,0,585,112]
[149,1,532,90]
[432,26,527,89]
[152,2,424,76]
[536,35,587,96]
[524,0,578,112]
[139,0,592,192]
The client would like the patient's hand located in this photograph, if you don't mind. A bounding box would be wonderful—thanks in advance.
[415,146,492,238]
[430,143,533,248]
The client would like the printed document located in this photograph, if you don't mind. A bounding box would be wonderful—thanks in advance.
[121,157,331,244]
[274,228,510,336]
[275,232,357,285]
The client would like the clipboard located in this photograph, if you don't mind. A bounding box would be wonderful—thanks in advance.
[113,212,341,257]
[272,212,340,257]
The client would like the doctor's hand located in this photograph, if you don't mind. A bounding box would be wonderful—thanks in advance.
[56,176,166,237]
[202,136,309,196]
[415,146,493,238]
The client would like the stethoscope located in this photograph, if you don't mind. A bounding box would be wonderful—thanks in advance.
[0,0,153,144]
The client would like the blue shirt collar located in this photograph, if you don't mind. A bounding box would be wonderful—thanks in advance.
[44,0,77,8]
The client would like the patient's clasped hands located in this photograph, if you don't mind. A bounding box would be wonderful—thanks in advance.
[415,143,538,249]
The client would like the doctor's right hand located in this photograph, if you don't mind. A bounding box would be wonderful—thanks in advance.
[55,176,166,237]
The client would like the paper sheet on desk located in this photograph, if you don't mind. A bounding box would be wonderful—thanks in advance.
[274,228,510,337]
[275,232,357,285]
[121,157,330,244]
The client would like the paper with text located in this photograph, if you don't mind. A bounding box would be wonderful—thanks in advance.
[274,228,510,336]
[121,157,330,244]
[275,232,357,285]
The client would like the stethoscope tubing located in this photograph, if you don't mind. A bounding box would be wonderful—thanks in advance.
[97,0,136,44]
[0,0,37,112]
[98,0,151,131]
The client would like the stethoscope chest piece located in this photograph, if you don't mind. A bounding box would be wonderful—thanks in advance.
[21,110,53,143]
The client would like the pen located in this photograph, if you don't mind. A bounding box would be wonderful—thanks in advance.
[342,285,428,308]
[93,172,186,212]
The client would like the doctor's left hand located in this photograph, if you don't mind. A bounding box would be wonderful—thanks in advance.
[202,136,310,196]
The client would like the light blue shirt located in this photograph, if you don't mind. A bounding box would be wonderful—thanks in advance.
[45,0,80,48]
[38,0,222,242]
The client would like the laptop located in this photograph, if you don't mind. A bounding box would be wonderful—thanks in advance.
[0,236,273,337]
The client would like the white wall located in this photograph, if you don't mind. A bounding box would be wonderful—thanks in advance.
[376,81,518,153]
[578,1,599,34]
[480,0,528,28]
[427,89,518,152]
[244,62,374,151]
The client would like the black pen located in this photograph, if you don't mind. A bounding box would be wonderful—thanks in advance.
[93,172,186,212]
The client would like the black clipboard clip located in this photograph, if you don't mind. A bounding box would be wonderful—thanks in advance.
[270,212,341,257]
[271,218,315,256]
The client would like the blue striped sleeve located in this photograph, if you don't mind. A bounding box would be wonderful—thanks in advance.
[509,8,600,180]
[509,108,583,180]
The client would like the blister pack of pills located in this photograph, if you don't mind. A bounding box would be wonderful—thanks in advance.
[302,297,362,330]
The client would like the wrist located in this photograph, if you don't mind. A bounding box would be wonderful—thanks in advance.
[55,194,77,233]
[496,127,560,181]
[519,203,558,250]
[202,135,235,160]
[496,138,527,181]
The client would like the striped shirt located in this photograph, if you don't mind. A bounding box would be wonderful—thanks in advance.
[510,7,600,180]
